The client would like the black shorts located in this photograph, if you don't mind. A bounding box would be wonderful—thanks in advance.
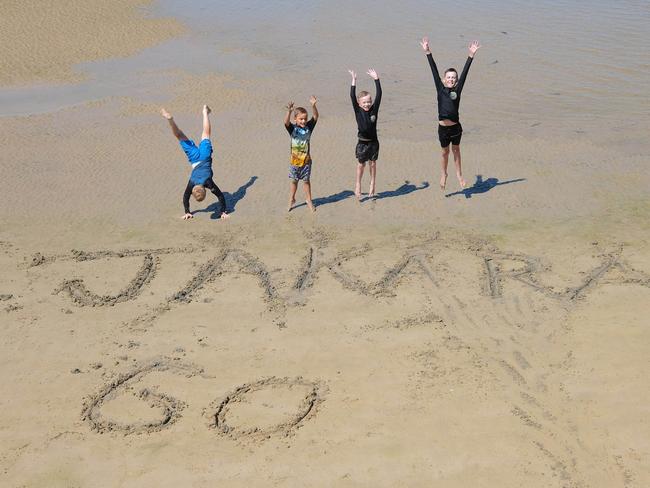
[438,123,462,148]
[355,140,379,163]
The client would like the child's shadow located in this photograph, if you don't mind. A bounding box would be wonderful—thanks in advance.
[293,189,356,210]
[197,176,258,219]
[445,175,526,199]
[363,180,429,202]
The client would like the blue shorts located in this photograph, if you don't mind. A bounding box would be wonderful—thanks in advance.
[289,163,312,182]
[180,138,212,163]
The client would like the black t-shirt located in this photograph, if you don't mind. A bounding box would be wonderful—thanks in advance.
[427,54,473,123]
[351,79,382,141]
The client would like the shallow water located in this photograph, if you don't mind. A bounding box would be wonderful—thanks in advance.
[2,0,648,139]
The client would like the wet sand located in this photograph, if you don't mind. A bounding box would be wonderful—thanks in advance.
[0,0,184,87]
[1,1,649,487]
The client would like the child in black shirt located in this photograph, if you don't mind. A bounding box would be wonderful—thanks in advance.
[349,69,382,200]
[421,37,480,190]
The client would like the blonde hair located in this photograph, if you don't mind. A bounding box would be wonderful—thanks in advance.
[357,90,370,100]
[192,185,206,202]
[294,107,308,116]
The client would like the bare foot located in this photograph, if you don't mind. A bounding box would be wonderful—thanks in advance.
[439,174,447,190]
[161,108,173,120]
[355,185,361,201]
[307,201,316,213]
[182,213,193,220]
[458,175,466,189]
[287,198,296,212]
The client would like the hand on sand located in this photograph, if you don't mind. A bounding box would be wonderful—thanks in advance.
[182,213,194,220]
[160,108,173,120]
[220,212,230,220]
[309,95,318,106]
[420,37,431,54]
[202,105,211,115]
[367,68,379,80]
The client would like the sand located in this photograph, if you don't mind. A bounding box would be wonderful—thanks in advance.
[0,0,184,87]
[1,1,649,487]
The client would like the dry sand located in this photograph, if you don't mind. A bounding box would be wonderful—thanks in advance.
[1,2,649,487]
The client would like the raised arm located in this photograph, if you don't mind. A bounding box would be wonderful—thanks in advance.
[284,101,294,128]
[367,69,381,109]
[420,37,442,90]
[310,95,319,123]
[348,70,359,110]
[457,40,480,93]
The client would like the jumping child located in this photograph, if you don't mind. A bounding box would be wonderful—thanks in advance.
[284,96,319,212]
[348,68,381,200]
[161,105,229,220]
[420,37,480,190]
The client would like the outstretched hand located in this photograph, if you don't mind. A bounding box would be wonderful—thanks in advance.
[309,95,318,106]
[286,101,294,111]
[367,68,379,80]
[468,40,481,57]
[202,104,211,115]
[348,69,357,80]
[420,36,431,54]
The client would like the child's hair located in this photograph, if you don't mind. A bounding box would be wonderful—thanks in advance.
[192,185,206,202]
[357,90,370,100]
[294,107,308,116]
[444,68,458,77]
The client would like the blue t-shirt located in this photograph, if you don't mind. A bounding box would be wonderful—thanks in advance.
[180,139,213,185]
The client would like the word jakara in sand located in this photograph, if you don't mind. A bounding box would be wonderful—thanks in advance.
[42,237,649,330]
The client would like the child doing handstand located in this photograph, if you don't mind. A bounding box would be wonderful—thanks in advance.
[420,37,480,190]
[284,96,319,212]
[161,105,229,220]
[348,69,381,200]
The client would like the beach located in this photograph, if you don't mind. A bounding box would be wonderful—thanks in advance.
[1,1,649,486]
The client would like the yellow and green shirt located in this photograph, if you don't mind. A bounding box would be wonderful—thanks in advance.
[285,118,317,167]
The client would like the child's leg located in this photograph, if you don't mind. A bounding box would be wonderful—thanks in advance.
[368,160,377,197]
[161,108,188,141]
[201,105,211,140]
[440,146,450,189]
[355,162,366,200]
[204,179,229,218]
[451,144,466,188]
[303,181,315,212]
[288,180,298,211]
